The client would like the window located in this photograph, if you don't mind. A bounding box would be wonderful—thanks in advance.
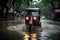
[32,12,39,16]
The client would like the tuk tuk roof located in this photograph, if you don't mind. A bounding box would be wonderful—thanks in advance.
[25,8,40,11]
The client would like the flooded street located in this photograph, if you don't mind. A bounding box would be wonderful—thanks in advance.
[0,0,60,40]
[38,19,60,40]
[23,18,60,40]
[0,18,60,40]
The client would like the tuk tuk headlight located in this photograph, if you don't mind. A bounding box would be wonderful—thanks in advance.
[34,17,37,20]
[26,17,29,20]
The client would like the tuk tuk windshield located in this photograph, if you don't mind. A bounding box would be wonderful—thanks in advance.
[26,11,40,16]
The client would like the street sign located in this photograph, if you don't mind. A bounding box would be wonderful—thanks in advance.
[55,9,60,13]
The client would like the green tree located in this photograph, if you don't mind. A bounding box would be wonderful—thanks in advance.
[34,0,60,15]
[14,0,32,12]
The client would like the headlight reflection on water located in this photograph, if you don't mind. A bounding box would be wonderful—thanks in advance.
[24,33,37,40]
[31,33,37,40]
[24,33,30,40]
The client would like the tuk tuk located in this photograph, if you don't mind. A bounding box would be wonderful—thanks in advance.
[25,8,41,32]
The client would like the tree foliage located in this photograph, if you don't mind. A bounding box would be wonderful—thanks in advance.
[30,0,60,19]
[35,0,60,14]
[14,0,32,12]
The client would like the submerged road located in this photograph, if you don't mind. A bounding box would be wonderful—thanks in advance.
[37,19,60,40]
[0,18,60,40]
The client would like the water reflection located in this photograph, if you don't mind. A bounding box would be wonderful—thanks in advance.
[24,32,30,40]
[31,33,37,40]
[24,32,37,40]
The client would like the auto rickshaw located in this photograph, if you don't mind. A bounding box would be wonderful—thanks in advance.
[25,8,41,33]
